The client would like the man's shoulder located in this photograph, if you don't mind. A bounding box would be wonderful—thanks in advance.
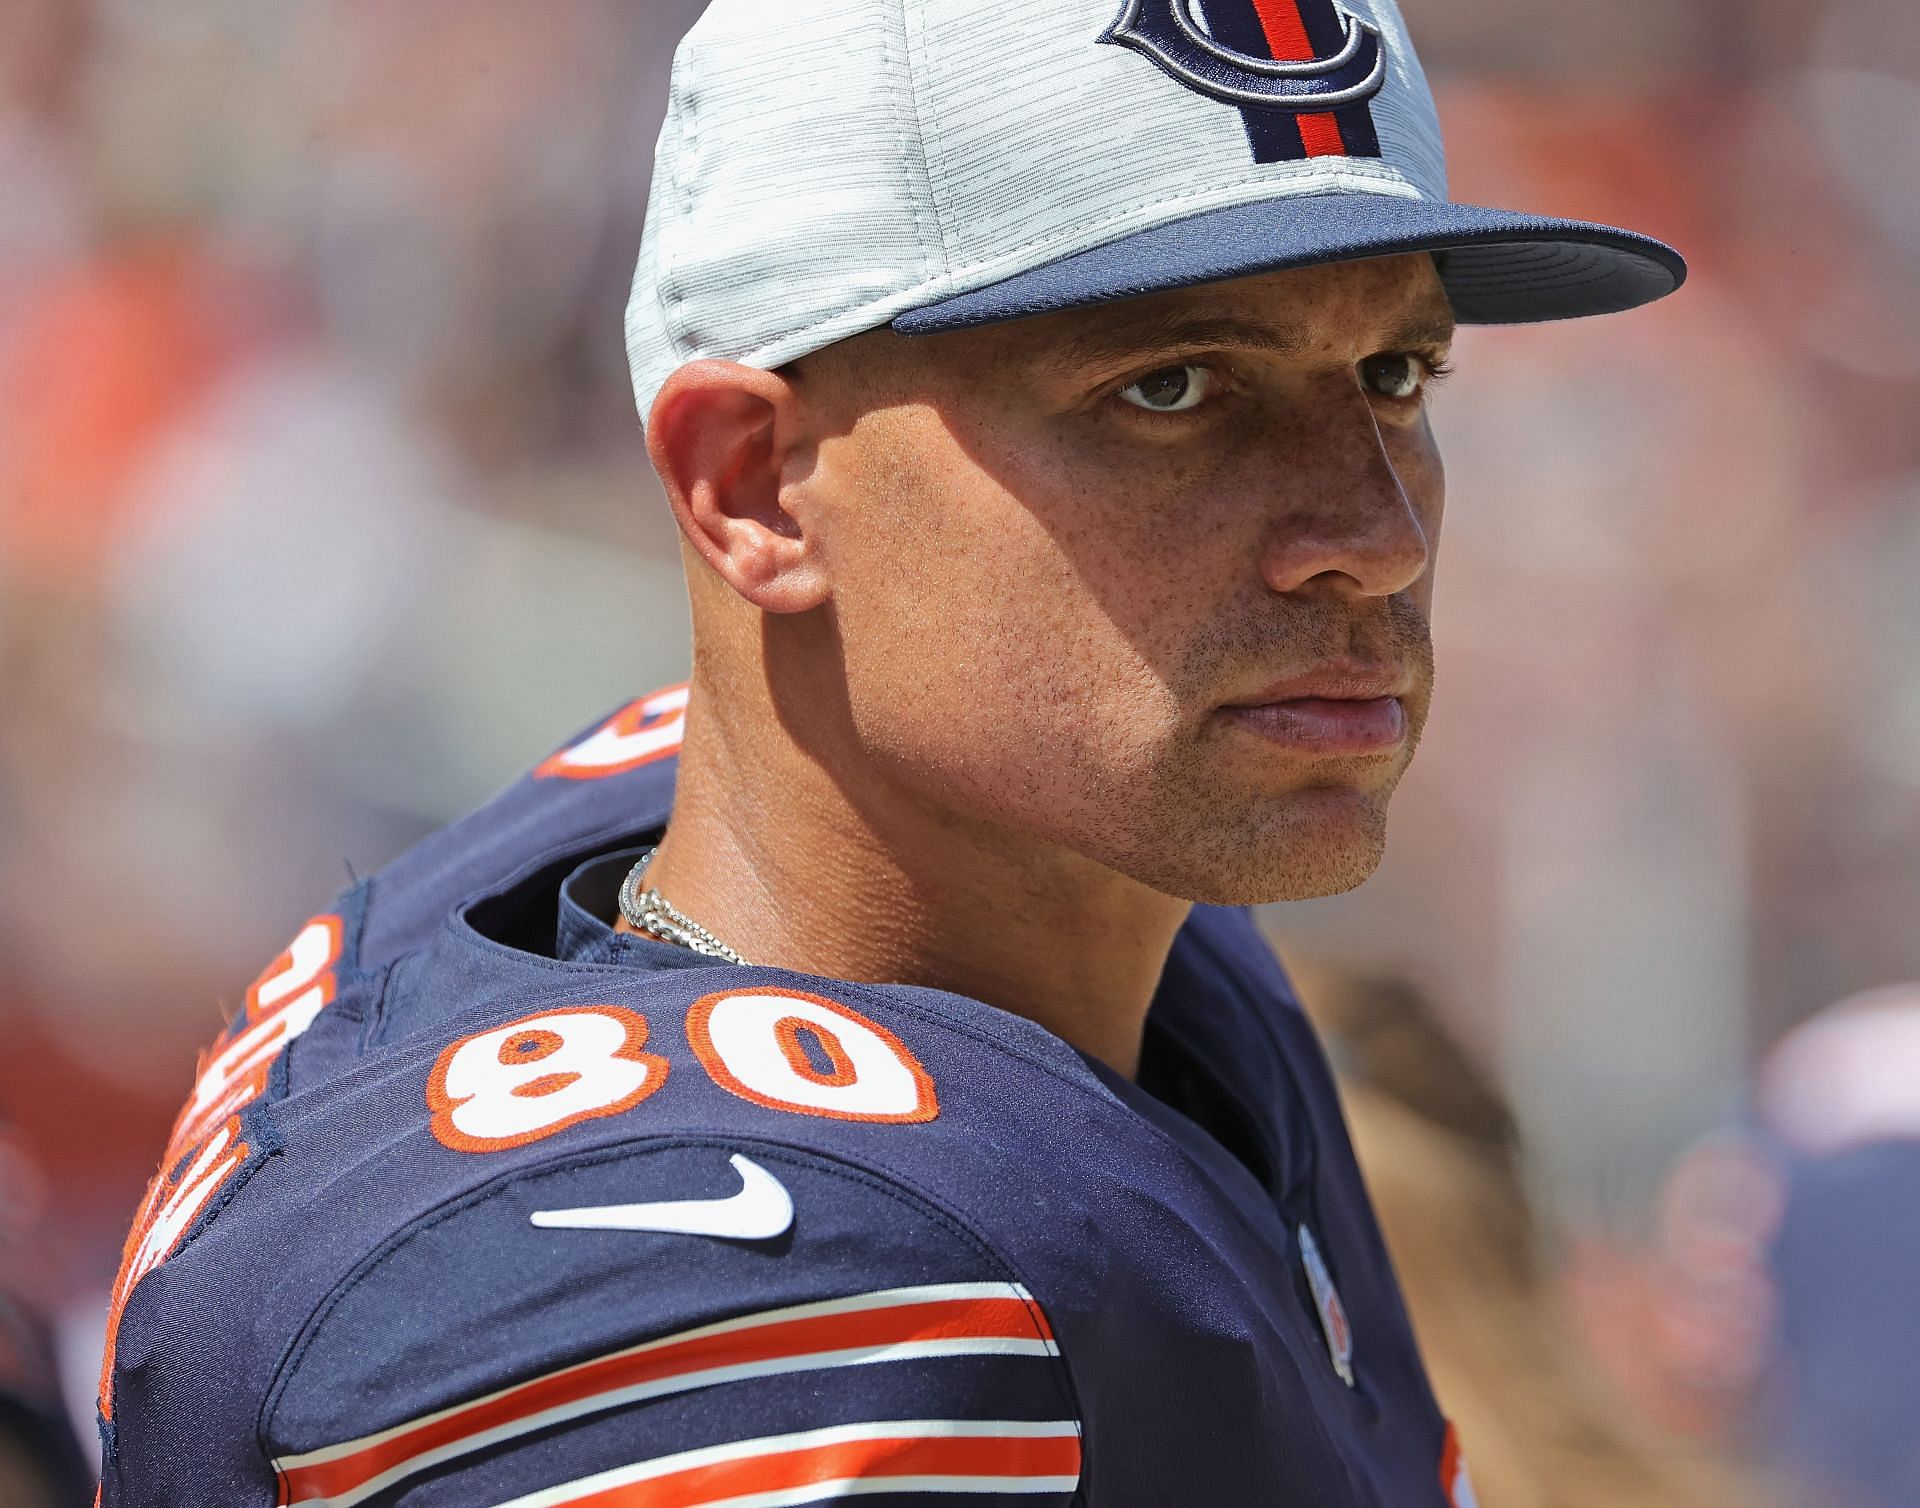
[108,949,1123,1502]
[322,951,1146,1253]
[357,686,689,969]
[261,1130,1083,1507]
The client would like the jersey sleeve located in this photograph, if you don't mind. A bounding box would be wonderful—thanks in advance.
[262,1139,1083,1507]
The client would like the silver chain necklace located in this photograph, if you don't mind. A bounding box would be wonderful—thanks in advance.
[617,848,750,966]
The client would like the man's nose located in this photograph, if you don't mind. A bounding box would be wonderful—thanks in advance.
[1255,394,1431,600]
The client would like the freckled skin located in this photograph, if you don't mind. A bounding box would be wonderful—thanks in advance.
[792,255,1446,905]
[643,253,1451,1071]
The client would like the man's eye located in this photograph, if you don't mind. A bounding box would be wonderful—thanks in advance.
[1360,352,1433,400]
[1118,365,1216,413]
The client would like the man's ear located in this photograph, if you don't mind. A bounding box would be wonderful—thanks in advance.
[646,360,828,614]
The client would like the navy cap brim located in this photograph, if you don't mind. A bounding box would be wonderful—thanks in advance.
[892,194,1685,333]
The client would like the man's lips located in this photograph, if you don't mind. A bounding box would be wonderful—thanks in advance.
[1217,669,1413,756]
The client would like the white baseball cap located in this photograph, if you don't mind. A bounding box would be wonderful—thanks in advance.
[626,0,1686,424]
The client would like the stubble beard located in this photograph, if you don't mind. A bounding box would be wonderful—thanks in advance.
[1095,600,1435,907]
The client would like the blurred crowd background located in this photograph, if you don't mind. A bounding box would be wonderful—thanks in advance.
[2,0,1917,1502]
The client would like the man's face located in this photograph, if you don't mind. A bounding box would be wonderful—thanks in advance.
[792,253,1450,906]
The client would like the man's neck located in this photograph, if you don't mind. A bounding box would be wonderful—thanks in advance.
[634,705,1189,1079]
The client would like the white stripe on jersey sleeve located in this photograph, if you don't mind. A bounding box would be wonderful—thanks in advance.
[486,1419,1084,1508]
[275,1282,1064,1508]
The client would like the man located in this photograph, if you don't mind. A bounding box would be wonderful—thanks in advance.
[98,0,1682,1503]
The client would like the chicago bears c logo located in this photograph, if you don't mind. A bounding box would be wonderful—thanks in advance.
[1101,0,1386,163]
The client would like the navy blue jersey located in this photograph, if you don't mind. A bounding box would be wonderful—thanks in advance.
[99,686,1477,1507]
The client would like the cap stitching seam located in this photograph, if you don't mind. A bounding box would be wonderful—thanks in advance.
[1449,245,1582,268]
[659,47,698,359]
[898,0,961,269]
[1464,262,1638,294]
[885,0,947,283]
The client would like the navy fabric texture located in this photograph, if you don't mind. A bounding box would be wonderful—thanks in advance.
[892,193,1686,332]
[99,697,1458,1507]
[267,1141,1076,1506]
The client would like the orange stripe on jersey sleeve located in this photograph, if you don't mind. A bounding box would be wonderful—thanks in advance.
[277,1285,1060,1506]
[492,1423,1083,1508]
[563,1431,1083,1506]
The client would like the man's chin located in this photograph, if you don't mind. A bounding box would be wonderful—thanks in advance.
[1179,851,1384,907]
[1139,786,1393,907]
[1242,851,1383,905]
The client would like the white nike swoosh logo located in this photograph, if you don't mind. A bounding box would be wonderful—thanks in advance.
[530,1154,794,1241]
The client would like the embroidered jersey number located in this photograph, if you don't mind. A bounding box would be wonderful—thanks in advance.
[172,916,343,1155]
[428,1007,670,1152]
[689,988,940,1124]
[427,991,939,1153]
[99,913,343,1420]
[535,684,688,780]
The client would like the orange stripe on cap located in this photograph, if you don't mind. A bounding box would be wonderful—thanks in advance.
[1247,0,1348,157]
